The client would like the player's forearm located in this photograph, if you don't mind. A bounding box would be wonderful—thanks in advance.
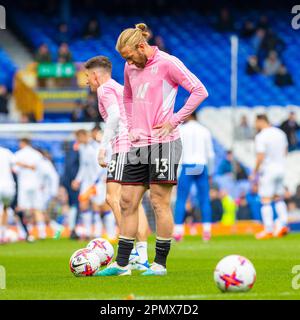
[254,162,260,174]
[254,156,263,174]
[169,84,209,128]
[101,128,116,150]
[100,108,120,150]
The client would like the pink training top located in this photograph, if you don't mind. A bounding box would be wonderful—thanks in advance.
[97,79,130,154]
[123,46,209,147]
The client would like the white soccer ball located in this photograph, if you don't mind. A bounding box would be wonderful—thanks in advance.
[86,238,114,266]
[69,248,100,277]
[214,255,256,292]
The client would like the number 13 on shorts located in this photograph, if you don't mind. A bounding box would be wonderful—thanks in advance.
[155,158,169,173]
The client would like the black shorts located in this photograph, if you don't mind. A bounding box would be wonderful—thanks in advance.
[106,151,127,183]
[120,139,182,186]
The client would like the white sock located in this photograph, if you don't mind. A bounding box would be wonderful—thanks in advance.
[0,226,6,240]
[174,224,184,236]
[37,221,47,239]
[136,241,148,263]
[274,200,288,229]
[81,210,92,238]
[130,247,138,255]
[203,223,211,233]
[103,211,116,239]
[69,206,78,231]
[93,211,103,237]
[261,204,274,233]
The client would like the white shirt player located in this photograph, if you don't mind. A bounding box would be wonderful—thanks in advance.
[0,147,16,202]
[255,126,288,198]
[14,145,44,210]
[179,120,215,174]
[255,126,288,173]
[76,140,107,204]
[14,146,43,190]
[39,157,59,208]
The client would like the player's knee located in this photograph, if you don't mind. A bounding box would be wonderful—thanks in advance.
[106,193,116,208]
[150,192,169,214]
[120,195,136,215]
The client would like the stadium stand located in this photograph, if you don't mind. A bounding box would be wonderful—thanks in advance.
[7,9,300,110]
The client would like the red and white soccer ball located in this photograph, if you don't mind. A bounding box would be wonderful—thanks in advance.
[86,238,114,266]
[69,248,100,277]
[214,255,256,292]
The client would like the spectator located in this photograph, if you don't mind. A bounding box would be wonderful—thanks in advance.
[57,43,73,63]
[0,85,9,122]
[246,55,261,75]
[236,193,251,220]
[235,115,254,140]
[210,185,224,223]
[215,8,235,32]
[256,15,270,31]
[220,190,236,226]
[279,111,300,151]
[35,44,52,63]
[246,183,261,221]
[260,29,285,56]
[20,112,36,123]
[71,100,85,122]
[153,35,169,53]
[263,50,281,76]
[240,20,256,38]
[83,18,101,39]
[218,150,233,175]
[235,163,248,181]
[82,93,103,122]
[274,65,293,87]
[56,23,70,44]
[83,105,99,122]
[251,28,266,55]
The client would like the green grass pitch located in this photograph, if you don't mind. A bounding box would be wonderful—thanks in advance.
[0,234,300,300]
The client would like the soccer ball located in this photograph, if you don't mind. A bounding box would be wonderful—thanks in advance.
[214,255,256,292]
[86,238,114,266]
[69,248,100,277]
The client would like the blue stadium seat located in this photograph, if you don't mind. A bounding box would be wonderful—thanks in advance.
[4,9,300,108]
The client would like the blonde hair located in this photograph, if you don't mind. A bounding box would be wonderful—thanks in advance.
[115,23,150,52]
